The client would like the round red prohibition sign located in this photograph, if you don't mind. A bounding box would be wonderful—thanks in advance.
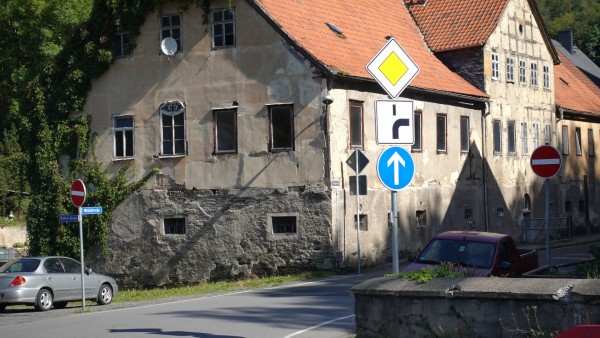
[530,145,561,178]
[70,179,86,207]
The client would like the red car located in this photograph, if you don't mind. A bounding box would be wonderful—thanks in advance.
[403,231,539,277]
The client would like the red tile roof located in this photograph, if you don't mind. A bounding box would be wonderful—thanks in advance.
[407,0,508,52]
[253,0,487,98]
[554,49,600,114]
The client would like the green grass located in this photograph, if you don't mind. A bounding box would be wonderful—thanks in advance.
[115,271,332,302]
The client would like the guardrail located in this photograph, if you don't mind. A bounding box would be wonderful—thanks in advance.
[520,217,573,243]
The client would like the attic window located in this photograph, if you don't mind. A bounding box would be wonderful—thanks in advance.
[326,22,345,37]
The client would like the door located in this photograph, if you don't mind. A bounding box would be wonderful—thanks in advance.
[43,258,76,301]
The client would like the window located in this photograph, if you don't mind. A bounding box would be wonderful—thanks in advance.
[416,210,427,226]
[160,14,182,53]
[544,124,552,145]
[354,214,368,231]
[562,126,569,155]
[565,201,572,214]
[269,105,294,151]
[164,218,186,235]
[113,32,132,58]
[436,114,447,153]
[460,116,469,153]
[506,56,514,82]
[464,208,473,221]
[507,120,516,154]
[212,8,235,49]
[530,62,538,87]
[491,52,500,80]
[532,122,540,149]
[496,207,505,218]
[589,129,595,157]
[271,215,297,234]
[160,101,186,156]
[412,110,422,152]
[543,65,550,89]
[520,121,528,154]
[575,127,582,156]
[493,119,502,153]
[579,200,585,213]
[114,116,134,158]
[214,109,237,154]
[519,59,527,84]
[349,101,364,148]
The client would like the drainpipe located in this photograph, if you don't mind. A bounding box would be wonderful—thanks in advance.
[482,101,491,232]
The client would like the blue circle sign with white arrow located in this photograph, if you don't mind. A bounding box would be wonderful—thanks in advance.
[377,147,415,191]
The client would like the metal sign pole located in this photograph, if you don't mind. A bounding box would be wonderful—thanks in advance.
[355,148,361,274]
[78,207,86,310]
[545,179,551,266]
[391,190,399,273]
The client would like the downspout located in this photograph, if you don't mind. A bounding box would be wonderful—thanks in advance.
[482,101,491,232]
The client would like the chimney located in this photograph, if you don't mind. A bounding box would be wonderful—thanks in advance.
[557,30,574,54]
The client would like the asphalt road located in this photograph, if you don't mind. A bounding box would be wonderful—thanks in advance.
[0,265,393,338]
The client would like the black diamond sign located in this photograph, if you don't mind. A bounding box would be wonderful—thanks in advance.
[346,149,369,174]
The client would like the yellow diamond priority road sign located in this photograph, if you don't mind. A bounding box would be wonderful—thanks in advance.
[367,38,419,98]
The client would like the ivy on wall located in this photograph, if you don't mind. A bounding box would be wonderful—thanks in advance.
[23,0,213,259]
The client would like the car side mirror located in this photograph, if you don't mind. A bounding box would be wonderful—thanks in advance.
[497,261,511,270]
[408,254,416,262]
[85,267,93,275]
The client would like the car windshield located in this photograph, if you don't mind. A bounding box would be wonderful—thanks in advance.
[0,259,41,273]
[417,239,496,269]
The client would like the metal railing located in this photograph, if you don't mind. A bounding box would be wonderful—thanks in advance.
[520,217,573,243]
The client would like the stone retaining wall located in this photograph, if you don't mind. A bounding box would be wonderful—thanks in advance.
[351,277,600,337]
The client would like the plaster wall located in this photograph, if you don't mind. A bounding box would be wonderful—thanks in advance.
[327,88,485,263]
[82,0,327,190]
[482,0,557,231]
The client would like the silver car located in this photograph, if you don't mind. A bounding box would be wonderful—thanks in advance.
[0,256,118,312]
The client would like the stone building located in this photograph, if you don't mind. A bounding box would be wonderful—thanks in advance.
[76,0,599,287]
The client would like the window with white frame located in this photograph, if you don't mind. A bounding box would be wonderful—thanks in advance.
[113,32,132,58]
[160,14,182,53]
[530,62,538,87]
[519,60,527,84]
[214,109,237,154]
[562,126,569,155]
[211,8,235,49]
[520,121,528,154]
[491,52,500,80]
[575,127,582,156]
[160,101,186,156]
[508,120,516,154]
[589,129,595,157]
[543,65,550,89]
[268,105,294,151]
[532,122,540,149]
[506,56,514,82]
[545,124,552,145]
[493,119,502,153]
[114,116,134,158]
[412,110,422,152]
[437,114,447,153]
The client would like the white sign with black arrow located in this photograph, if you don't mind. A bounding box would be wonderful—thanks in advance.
[376,99,414,145]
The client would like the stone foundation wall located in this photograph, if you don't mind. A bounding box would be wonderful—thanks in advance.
[91,184,333,289]
[351,277,600,338]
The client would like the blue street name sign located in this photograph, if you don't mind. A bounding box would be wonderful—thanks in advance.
[81,206,103,215]
[59,214,79,222]
[377,147,415,191]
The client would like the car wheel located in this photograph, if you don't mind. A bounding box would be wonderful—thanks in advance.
[96,284,113,305]
[34,289,53,311]
[53,301,68,309]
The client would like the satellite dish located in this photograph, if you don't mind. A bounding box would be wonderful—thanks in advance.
[161,37,178,56]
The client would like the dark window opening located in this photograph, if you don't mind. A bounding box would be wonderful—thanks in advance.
[350,101,364,148]
[272,216,297,234]
[164,218,186,234]
[214,109,237,153]
[354,214,368,231]
[412,111,422,152]
[269,105,294,151]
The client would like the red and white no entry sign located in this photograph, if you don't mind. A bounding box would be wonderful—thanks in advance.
[70,179,86,207]
[531,145,561,178]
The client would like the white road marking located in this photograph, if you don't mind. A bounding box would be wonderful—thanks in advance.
[282,314,355,338]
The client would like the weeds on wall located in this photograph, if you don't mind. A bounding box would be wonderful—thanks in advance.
[385,262,470,283]
[500,306,560,338]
